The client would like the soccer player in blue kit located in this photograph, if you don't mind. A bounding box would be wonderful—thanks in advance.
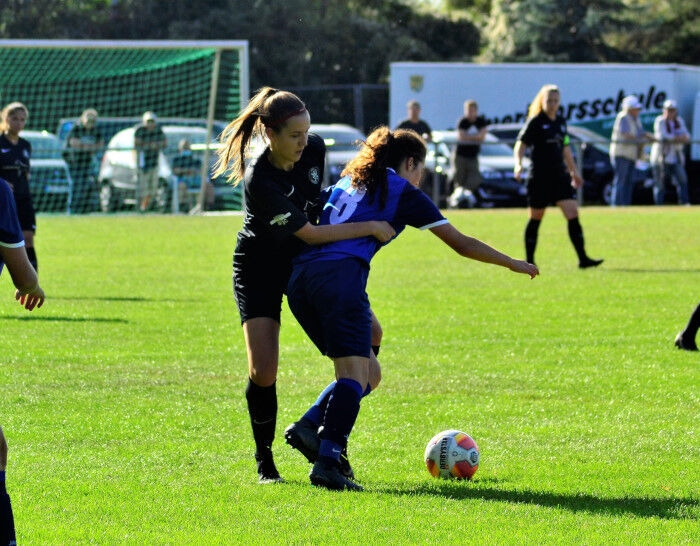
[213,87,395,484]
[286,127,539,491]
[0,176,46,545]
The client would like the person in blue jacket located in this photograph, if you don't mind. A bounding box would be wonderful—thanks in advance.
[286,127,539,491]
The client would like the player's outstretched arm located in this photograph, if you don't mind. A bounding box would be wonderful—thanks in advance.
[1,246,45,310]
[429,223,539,279]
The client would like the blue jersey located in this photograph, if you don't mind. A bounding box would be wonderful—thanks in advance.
[294,168,447,266]
[0,177,25,275]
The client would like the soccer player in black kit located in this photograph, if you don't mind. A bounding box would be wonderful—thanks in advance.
[213,88,394,483]
[0,102,39,273]
[514,85,602,269]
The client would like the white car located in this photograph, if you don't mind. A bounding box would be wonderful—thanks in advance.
[310,123,365,187]
[97,125,241,212]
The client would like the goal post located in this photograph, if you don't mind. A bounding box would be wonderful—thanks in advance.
[0,39,249,214]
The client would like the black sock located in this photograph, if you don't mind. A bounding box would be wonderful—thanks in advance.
[524,219,541,263]
[245,378,277,458]
[683,303,700,338]
[319,379,362,449]
[0,474,16,546]
[26,246,38,273]
[567,217,588,262]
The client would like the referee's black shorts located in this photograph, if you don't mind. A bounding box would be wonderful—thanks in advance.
[526,171,576,209]
[14,194,37,232]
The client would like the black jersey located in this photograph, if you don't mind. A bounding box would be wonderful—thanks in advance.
[455,115,488,158]
[0,133,31,197]
[517,112,569,179]
[236,133,326,267]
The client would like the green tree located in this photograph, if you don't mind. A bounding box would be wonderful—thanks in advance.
[481,0,631,62]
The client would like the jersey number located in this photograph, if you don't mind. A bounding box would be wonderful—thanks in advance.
[326,187,365,224]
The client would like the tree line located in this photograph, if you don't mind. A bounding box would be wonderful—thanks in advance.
[1,0,696,91]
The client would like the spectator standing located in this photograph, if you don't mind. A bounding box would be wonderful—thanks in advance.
[452,99,488,194]
[650,99,691,205]
[609,95,653,206]
[396,100,432,142]
[65,108,104,213]
[514,84,603,269]
[134,111,167,212]
[0,102,38,272]
[171,138,213,212]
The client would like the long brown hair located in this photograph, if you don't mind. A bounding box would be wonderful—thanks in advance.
[342,126,426,208]
[214,87,306,184]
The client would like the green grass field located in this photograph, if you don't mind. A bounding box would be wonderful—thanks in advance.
[0,207,698,544]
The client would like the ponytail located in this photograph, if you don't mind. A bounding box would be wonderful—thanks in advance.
[214,87,306,184]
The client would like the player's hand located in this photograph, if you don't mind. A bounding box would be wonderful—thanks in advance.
[510,259,539,279]
[514,165,523,181]
[15,286,45,311]
[371,221,396,243]
[570,172,583,189]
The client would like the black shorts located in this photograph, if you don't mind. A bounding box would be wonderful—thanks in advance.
[232,251,292,325]
[14,194,36,232]
[527,171,576,209]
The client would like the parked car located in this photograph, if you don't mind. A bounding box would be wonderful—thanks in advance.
[428,130,529,208]
[97,125,241,212]
[487,122,656,205]
[310,123,365,187]
[22,130,73,213]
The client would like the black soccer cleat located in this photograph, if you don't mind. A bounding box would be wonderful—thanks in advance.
[674,332,698,351]
[579,258,604,269]
[339,447,355,480]
[256,452,284,484]
[284,419,320,464]
[310,459,363,491]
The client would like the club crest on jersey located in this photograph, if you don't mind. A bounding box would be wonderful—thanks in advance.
[270,212,292,226]
[308,167,320,185]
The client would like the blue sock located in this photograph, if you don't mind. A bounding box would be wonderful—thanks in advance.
[302,381,336,426]
[305,380,373,426]
[318,378,363,462]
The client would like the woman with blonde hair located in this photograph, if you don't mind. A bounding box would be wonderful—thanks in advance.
[0,102,38,272]
[514,85,603,269]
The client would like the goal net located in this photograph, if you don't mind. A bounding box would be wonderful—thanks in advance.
[0,39,248,214]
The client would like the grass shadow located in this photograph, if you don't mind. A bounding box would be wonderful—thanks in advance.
[0,315,128,323]
[607,268,700,274]
[372,480,696,520]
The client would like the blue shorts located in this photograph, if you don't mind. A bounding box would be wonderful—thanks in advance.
[287,257,372,359]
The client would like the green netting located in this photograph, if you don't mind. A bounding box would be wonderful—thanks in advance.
[0,41,246,213]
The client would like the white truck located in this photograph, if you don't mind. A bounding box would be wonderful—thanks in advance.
[390,62,700,161]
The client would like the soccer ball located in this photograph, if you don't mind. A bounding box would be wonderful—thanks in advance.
[424,430,480,480]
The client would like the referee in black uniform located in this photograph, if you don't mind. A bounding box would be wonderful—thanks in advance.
[514,85,603,269]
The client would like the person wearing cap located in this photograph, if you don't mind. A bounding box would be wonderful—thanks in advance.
[609,95,653,206]
[134,111,167,212]
[650,99,691,205]
[65,108,104,213]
